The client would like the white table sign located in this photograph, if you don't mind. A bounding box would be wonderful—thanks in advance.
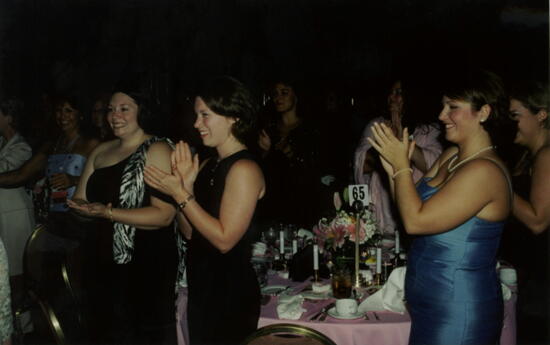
[348,184,370,206]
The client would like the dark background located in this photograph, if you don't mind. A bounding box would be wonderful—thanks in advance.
[0,0,547,135]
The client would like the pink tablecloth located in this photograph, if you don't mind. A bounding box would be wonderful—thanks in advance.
[257,275,517,345]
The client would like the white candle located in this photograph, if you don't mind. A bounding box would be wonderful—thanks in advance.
[313,244,319,270]
[280,231,284,254]
[292,240,298,255]
[395,231,400,254]
[376,248,382,274]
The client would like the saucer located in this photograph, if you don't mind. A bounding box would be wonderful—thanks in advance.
[302,290,332,300]
[327,307,365,320]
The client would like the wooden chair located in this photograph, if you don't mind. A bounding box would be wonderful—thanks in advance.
[242,323,337,345]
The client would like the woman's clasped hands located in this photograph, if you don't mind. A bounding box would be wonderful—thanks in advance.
[144,141,199,199]
[367,122,416,175]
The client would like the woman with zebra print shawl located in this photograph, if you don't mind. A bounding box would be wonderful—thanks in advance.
[68,91,179,344]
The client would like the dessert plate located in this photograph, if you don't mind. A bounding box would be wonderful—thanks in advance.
[301,290,332,300]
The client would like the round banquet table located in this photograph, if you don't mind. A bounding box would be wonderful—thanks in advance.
[257,274,517,345]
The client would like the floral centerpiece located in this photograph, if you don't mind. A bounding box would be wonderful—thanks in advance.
[313,190,380,267]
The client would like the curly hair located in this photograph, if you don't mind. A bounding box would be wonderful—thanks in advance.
[195,76,259,145]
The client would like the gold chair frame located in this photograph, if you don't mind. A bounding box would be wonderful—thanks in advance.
[242,323,337,345]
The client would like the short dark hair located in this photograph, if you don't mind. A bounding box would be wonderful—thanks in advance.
[0,99,25,130]
[442,70,515,154]
[195,76,259,145]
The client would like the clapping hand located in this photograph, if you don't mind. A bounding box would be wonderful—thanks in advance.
[172,141,199,193]
[258,129,272,152]
[367,122,415,174]
[144,164,184,199]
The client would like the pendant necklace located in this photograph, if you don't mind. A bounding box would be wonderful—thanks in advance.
[209,158,220,186]
[447,145,495,173]
[208,148,245,186]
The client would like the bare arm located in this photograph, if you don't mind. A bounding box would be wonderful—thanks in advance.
[0,151,47,188]
[369,122,509,235]
[394,161,508,234]
[513,147,550,234]
[69,141,176,229]
[176,212,193,240]
[177,160,265,253]
[145,155,265,253]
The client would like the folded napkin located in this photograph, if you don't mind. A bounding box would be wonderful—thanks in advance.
[297,229,314,240]
[358,266,514,314]
[359,266,407,314]
[277,294,306,320]
[501,283,512,301]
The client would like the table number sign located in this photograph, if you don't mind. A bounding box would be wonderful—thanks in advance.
[348,184,370,206]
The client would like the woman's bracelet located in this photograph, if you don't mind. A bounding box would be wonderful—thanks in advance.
[108,206,114,222]
[392,168,413,179]
[178,194,195,211]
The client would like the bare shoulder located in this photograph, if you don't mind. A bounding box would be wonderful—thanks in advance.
[147,141,173,156]
[228,159,264,179]
[454,157,508,185]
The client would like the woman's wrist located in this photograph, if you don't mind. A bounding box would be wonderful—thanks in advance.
[106,206,114,222]
[177,194,195,212]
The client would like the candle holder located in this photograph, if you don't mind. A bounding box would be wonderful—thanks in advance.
[312,269,320,282]
[352,200,364,288]
[374,273,382,286]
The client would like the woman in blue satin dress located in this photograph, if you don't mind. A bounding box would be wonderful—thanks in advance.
[368,70,514,345]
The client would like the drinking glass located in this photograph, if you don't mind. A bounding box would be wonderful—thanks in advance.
[331,267,353,299]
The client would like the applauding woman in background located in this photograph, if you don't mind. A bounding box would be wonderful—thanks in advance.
[145,76,265,345]
[503,81,549,340]
[369,70,513,345]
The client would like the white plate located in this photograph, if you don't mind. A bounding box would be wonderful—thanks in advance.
[327,307,365,320]
[301,290,332,300]
[261,285,288,296]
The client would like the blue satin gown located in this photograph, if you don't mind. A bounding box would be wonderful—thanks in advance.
[405,179,503,345]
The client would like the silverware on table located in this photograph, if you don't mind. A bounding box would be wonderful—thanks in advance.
[373,311,380,321]
[310,302,335,321]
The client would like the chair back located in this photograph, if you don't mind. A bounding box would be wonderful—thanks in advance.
[242,323,337,345]
[29,290,66,345]
[23,224,48,288]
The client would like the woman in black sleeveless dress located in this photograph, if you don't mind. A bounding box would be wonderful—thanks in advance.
[145,76,265,345]
[68,91,179,344]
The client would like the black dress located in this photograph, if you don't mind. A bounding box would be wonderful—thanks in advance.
[187,150,261,345]
[86,156,178,344]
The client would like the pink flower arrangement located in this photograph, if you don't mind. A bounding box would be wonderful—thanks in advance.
[313,209,377,253]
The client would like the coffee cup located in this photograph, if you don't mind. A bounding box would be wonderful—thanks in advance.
[335,298,358,316]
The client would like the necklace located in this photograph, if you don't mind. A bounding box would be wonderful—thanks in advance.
[447,145,495,173]
[209,158,221,186]
[209,148,245,186]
